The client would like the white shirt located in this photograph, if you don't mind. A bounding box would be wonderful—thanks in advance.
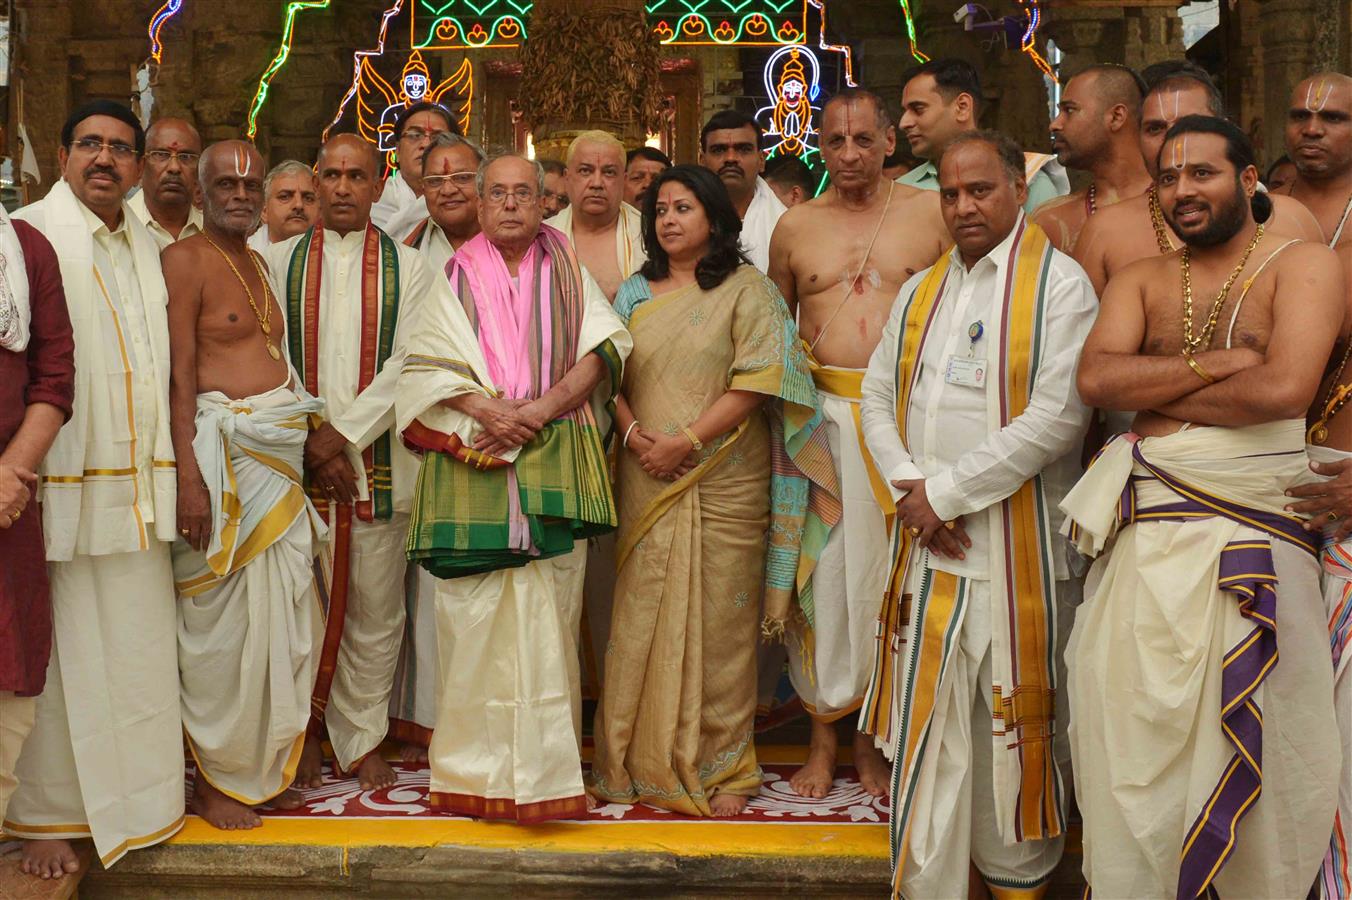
[860,215,1097,579]
[741,176,787,273]
[265,227,439,513]
[246,227,272,256]
[127,189,203,251]
[370,172,424,242]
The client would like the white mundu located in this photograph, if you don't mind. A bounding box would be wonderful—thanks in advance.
[175,384,326,805]
[266,225,439,774]
[1063,422,1340,898]
[742,176,787,273]
[785,362,892,722]
[1310,444,1352,900]
[859,218,1096,898]
[5,181,185,866]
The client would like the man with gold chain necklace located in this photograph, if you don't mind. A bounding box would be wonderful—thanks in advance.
[1066,115,1344,898]
[165,141,324,829]
[1075,63,1324,298]
[264,134,442,795]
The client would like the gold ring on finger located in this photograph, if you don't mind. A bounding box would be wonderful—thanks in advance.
[909,526,922,537]
[944,521,955,530]
[1329,511,1339,523]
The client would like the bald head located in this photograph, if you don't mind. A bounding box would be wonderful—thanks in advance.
[316,134,383,234]
[1286,73,1352,183]
[198,140,265,238]
[142,116,203,219]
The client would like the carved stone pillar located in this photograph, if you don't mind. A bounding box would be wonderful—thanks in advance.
[518,0,662,160]
[1258,0,1320,165]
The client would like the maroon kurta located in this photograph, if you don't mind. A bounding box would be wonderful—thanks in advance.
[0,220,74,696]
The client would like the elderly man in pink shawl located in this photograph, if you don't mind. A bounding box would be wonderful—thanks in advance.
[395,153,630,822]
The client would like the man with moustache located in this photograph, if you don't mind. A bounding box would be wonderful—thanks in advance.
[899,58,1066,214]
[370,101,458,241]
[388,130,483,762]
[128,117,203,250]
[1075,63,1323,296]
[551,131,645,302]
[1275,73,1352,258]
[1032,65,1154,253]
[623,146,670,206]
[6,100,184,879]
[247,160,319,255]
[1067,115,1343,898]
[767,88,948,802]
[265,134,441,793]
[698,110,785,272]
[165,141,322,831]
[860,130,1095,899]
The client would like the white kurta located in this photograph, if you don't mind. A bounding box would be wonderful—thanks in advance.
[370,172,424,243]
[246,226,272,257]
[176,384,326,805]
[741,176,787,273]
[858,221,1097,894]
[265,227,441,772]
[6,184,183,866]
[127,189,203,251]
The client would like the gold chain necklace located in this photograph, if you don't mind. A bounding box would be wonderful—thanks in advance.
[203,235,282,361]
[1179,223,1265,355]
[1309,338,1352,444]
[1148,185,1175,254]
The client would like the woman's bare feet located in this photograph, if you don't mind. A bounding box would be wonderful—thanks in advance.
[356,754,398,791]
[709,792,749,817]
[853,729,892,798]
[295,733,325,789]
[398,742,428,765]
[19,839,81,879]
[190,775,263,830]
[790,716,838,799]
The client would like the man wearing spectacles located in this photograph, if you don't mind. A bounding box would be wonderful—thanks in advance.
[401,131,484,275]
[127,118,204,251]
[370,101,458,242]
[7,99,184,880]
[395,152,628,823]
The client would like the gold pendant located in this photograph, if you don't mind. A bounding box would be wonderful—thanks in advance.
[1314,425,1329,444]
[261,321,271,336]
[267,342,281,361]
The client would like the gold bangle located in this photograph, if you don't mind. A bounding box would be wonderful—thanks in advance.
[1183,352,1216,385]
[681,426,704,451]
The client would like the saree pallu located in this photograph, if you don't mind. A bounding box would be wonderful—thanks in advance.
[1063,423,1340,899]
[1311,444,1352,900]
[590,266,836,816]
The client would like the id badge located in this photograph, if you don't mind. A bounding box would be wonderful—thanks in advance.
[945,355,987,388]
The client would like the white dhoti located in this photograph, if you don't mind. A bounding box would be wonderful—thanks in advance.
[389,566,440,746]
[316,514,410,773]
[892,562,1066,899]
[428,542,588,823]
[4,546,184,866]
[1065,423,1341,899]
[788,377,891,721]
[175,385,326,805]
[0,693,36,824]
[1311,444,1352,899]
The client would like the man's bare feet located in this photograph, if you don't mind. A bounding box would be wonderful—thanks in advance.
[296,733,325,789]
[584,792,597,812]
[190,775,263,830]
[709,792,748,817]
[790,716,838,799]
[853,729,891,798]
[269,787,306,810]
[19,839,80,879]
[399,742,429,765]
[355,753,397,791]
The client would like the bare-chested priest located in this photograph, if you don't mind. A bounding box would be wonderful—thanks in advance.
[265,134,438,794]
[767,87,947,800]
[1066,114,1343,898]
[165,141,323,829]
[1032,65,1153,253]
[1274,73,1352,267]
[550,131,645,302]
[1075,62,1323,296]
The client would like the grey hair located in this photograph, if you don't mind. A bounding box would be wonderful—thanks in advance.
[475,152,546,198]
[945,129,1026,186]
[263,159,315,197]
[422,132,485,173]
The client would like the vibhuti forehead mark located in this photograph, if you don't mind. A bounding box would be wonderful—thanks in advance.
[1307,78,1333,112]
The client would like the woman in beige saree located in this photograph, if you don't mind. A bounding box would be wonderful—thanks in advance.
[589,166,837,817]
